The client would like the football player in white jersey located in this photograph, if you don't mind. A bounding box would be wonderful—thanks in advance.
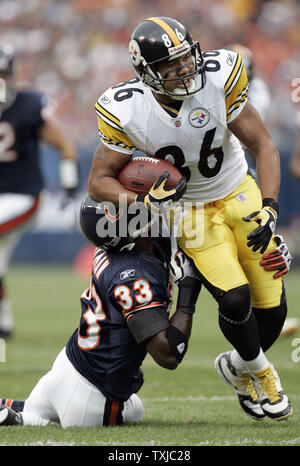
[87,17,292,421]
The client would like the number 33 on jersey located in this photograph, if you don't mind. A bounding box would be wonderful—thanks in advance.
[95,49,249,204]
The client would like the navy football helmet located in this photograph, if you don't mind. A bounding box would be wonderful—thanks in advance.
[80,194,159,251]
[129,17,205,100]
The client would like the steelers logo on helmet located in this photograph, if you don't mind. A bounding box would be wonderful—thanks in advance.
[129,39,142,66]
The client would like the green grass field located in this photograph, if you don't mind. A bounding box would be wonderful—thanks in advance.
[1,265,300,447]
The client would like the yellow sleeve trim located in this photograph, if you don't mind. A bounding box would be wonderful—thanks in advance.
[96,115,136,151]
[95,101,123,130]
[225,60,249,120]
[224,54,242,94]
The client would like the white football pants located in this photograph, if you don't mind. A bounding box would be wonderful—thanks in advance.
[22,347,144,428]
[0,193,41,276]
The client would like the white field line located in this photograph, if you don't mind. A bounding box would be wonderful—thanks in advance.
[2,438,300,447]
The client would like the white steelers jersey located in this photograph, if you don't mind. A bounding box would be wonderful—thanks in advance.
[95,49,249,203]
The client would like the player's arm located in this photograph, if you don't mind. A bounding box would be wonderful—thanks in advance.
[88,143,137,205]
[39,117,79,196]
[228,101,280,201]
[128,253,201,370]
[229,101,281,253]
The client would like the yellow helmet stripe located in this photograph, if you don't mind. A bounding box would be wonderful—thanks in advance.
[146,17,180,46]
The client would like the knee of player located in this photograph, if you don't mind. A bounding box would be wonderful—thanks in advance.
[123,394,144,424]
[218,284,251,318]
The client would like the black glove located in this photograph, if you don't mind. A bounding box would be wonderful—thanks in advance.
[137,172,186,214]
[243,199,279,254]
[260,234,292,279]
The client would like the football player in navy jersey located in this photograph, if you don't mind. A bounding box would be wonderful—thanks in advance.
[0,43,79,338]
[0,195,201,427]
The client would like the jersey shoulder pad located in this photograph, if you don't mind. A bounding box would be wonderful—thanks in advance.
[95,78,144,128]
[95,80,143,153]
[15,88,49,125]
[206,49,249,122]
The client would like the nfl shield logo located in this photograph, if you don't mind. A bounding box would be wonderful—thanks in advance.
[236,192,246,202]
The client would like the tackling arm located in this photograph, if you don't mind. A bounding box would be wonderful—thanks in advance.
[145,254,201,370]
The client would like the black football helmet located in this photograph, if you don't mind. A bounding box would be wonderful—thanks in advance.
[80,194,160,251]
[129,17,205,100]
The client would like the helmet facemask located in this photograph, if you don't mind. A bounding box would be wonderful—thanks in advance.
[130,37,205,100]
[145,42,204,100]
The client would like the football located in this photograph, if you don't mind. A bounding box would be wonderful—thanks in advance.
[118,155,183,194]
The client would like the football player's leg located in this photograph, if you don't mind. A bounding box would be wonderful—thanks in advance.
[122,393,144,424]
[229,177,292,419]
[0,233,18,337]
[0,398,24,412]
[231,175,287,350]
[0,193,41,337]
[177,203,261,360]
[177,207,264,418]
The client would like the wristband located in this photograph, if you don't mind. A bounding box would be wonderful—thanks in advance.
[177,276,202,315]
[262,198,279,215]
[165,326,188,363]
[59,159,79,191]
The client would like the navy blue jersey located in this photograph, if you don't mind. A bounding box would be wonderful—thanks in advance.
[66,244,171,401]
[0,89,48,195]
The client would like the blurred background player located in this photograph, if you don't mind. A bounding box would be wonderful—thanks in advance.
[0,42,79,338]
[0,194,201,427]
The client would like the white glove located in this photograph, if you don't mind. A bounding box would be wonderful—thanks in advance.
[260,234,293,279]
[169,250,198,285]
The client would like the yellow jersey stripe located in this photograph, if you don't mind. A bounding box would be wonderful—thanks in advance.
[224,54,242,94]
[225,64,248,118]
[146,17,180,46]
[97,115,136,151]
[95,101,122,129]
[160,103,180,116]
[226,89,248,121]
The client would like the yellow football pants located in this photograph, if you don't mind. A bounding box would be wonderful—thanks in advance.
[177,174,283,308]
